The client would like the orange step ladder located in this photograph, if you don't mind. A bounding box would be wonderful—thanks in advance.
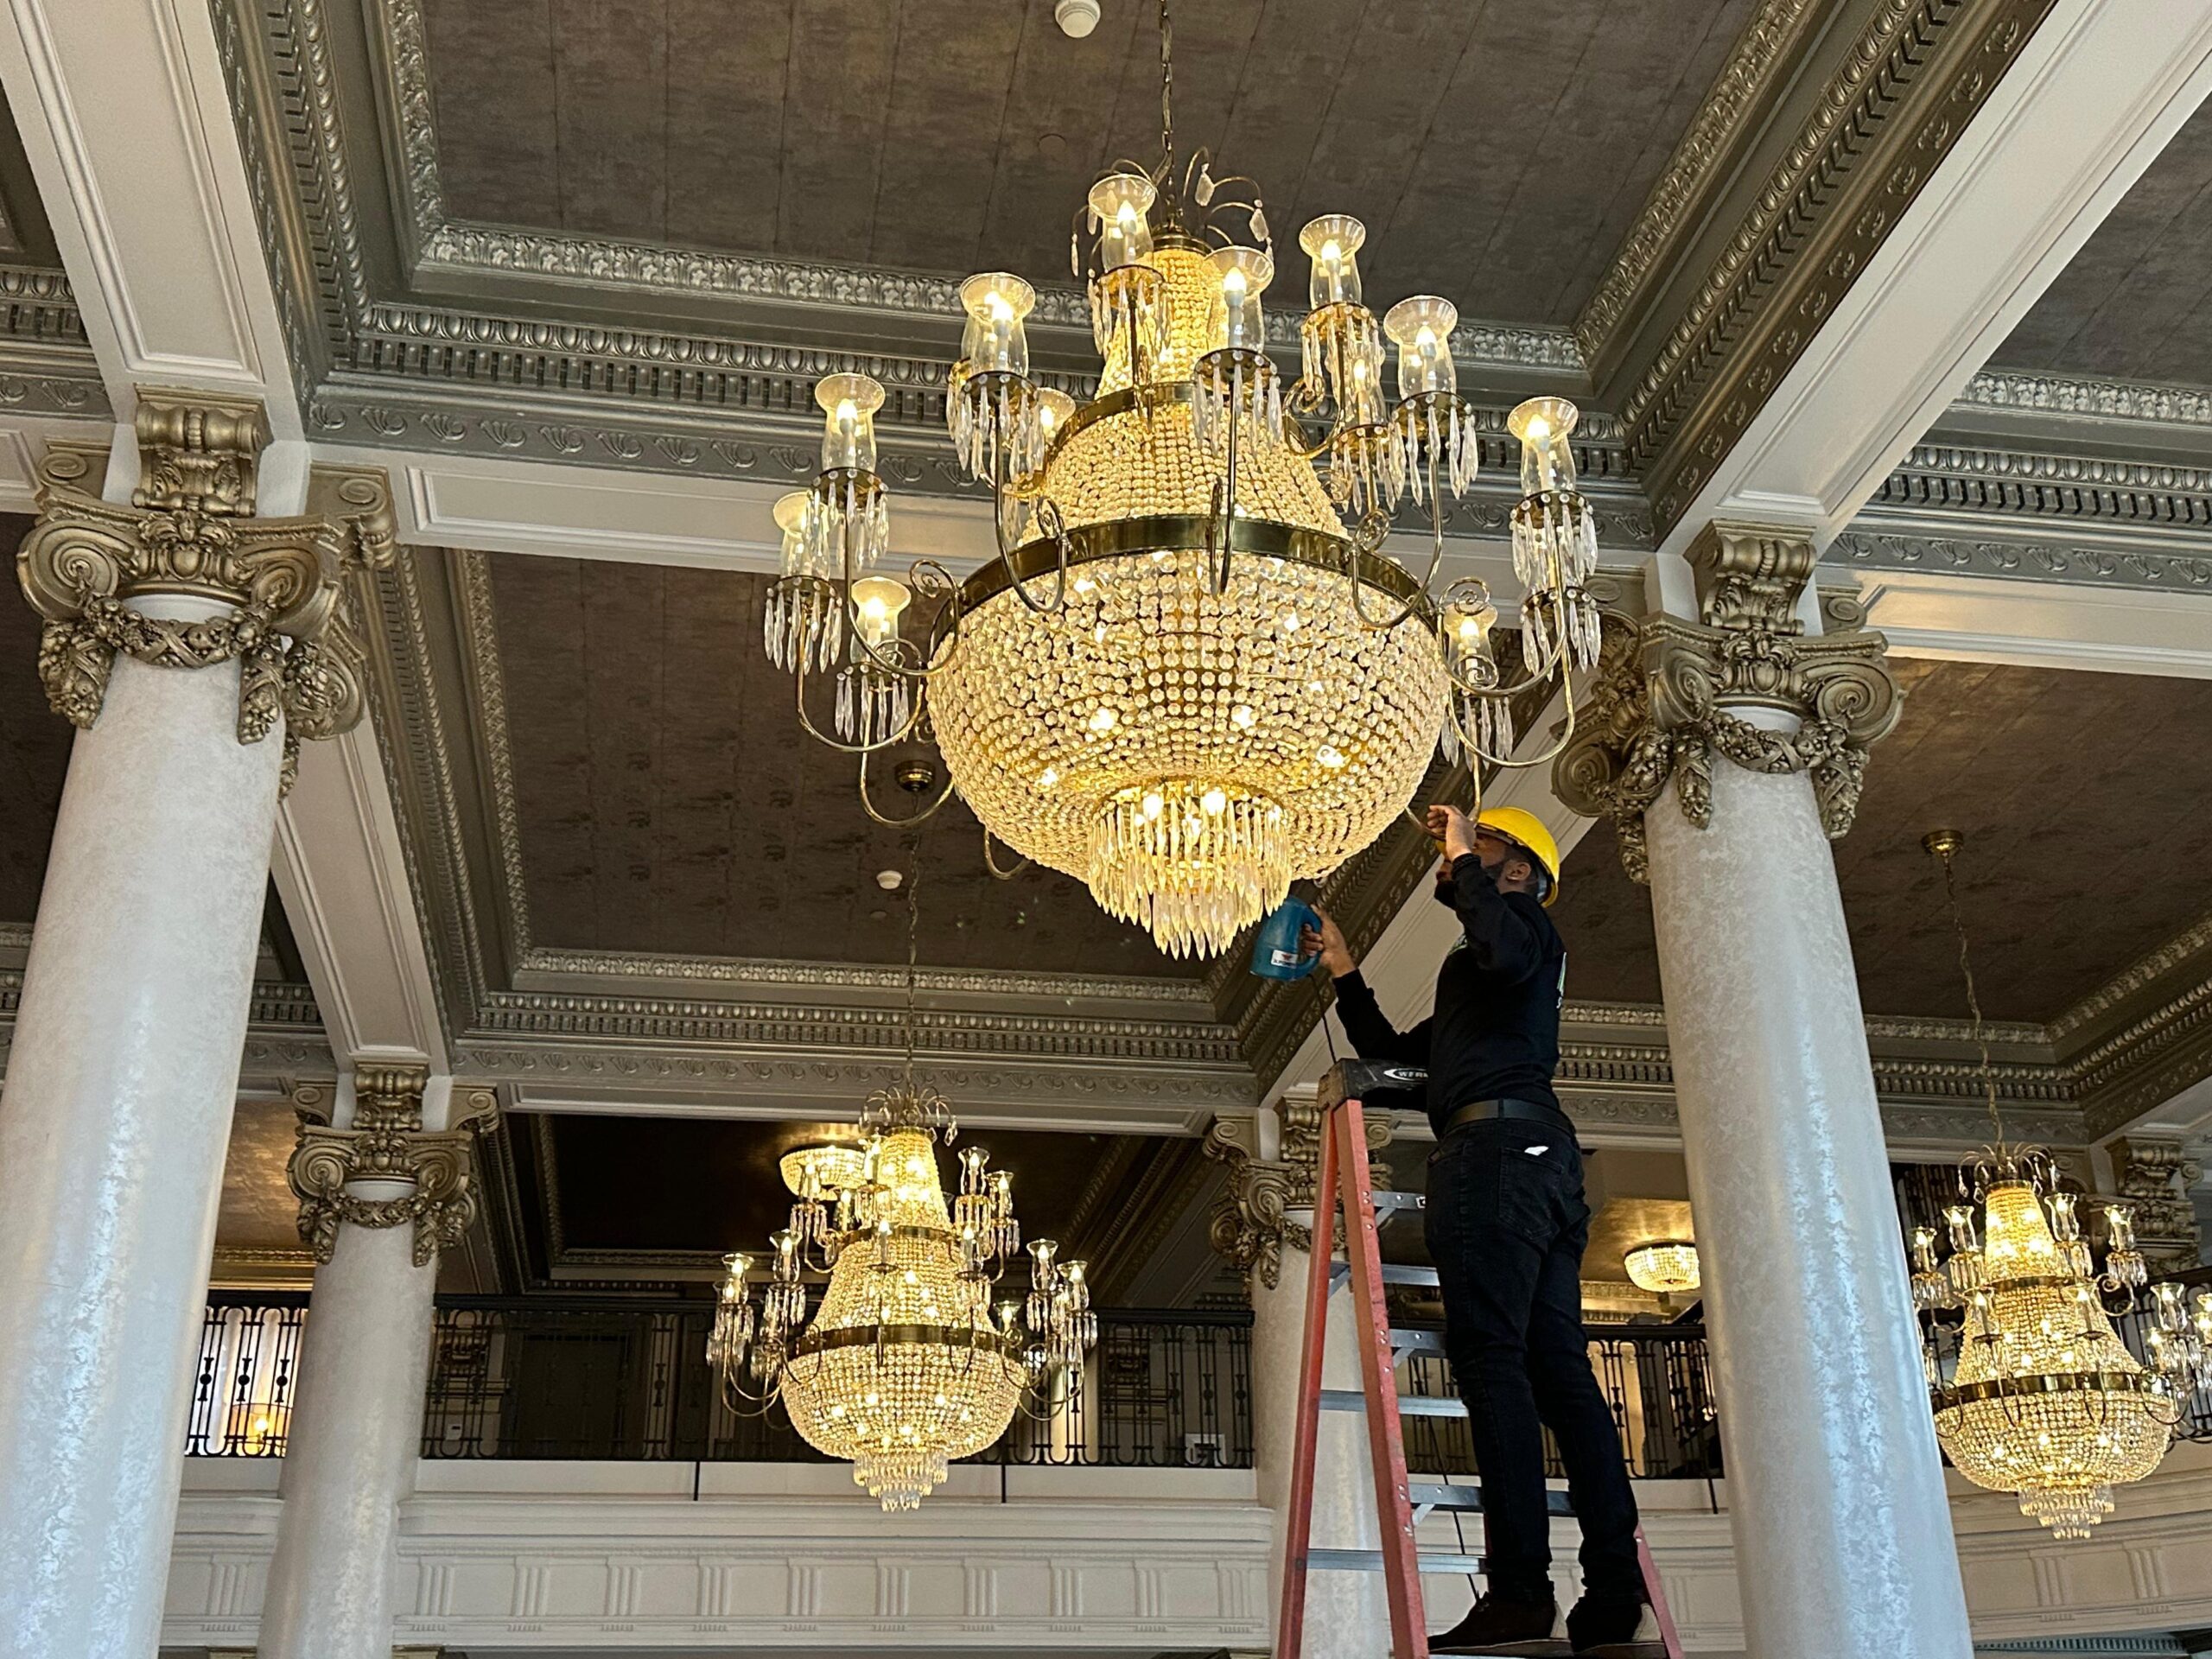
[1274,1059,1686,1659]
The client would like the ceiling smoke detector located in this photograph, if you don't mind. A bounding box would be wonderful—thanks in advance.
[1055,0,1100,38]
[875,869,904,891]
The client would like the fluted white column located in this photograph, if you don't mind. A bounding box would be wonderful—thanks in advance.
[1645,747,1972,1659]
[1251,1240,1392,1658]
[0,603,285,1657]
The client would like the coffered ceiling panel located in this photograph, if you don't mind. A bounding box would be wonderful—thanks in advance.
[1995,98,2212,385]
[485,550,1186,975]
[1551,657,2212,1024]
[421,0,1757,326]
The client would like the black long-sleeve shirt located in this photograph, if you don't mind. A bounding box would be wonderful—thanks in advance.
[1331,853,1567,1136]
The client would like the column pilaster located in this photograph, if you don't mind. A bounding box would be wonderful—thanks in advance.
[1557,523,1971,1658]
[0,393,392,1659]
[1207,1096,1395,1658]
[257,1066,495,1659]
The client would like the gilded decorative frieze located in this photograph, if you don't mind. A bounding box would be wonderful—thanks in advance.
[16,392,395,791]
[1554,523,1901,881]
[289,1065,499,1266]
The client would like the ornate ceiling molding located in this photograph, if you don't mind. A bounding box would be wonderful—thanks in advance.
[1625,0,2059,536]
[1957,369,2212,429]
[1832,530,2212,593]
[1575,0,1827,365]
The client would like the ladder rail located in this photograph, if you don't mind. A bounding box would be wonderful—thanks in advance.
[1334,1096,1430,1658]
[1273,1089,1341,1659]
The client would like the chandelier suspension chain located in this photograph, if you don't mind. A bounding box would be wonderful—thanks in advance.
[1157,0,1175,207]
[1929,834,2005,1145]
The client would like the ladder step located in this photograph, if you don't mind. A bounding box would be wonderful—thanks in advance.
[1321,1388,1465,1417]
[1381,1262,1440,1287]
[1307,1548,1487,1577]
[1368,1189,1427,1215]
[1408,1480,1484,1510]
[1409,1483,1577,1517]
[1391,1325,1446,1355]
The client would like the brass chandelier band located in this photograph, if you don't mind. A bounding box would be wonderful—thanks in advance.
[1933,1370,2174,1410]
[791,1321,1024,1360]
[958,514,1429,613]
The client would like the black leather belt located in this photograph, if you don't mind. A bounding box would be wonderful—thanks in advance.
[1444,1096,1570,1134]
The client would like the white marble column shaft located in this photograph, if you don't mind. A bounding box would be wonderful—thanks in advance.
[1252,1241,1391,1658]
[0,607,285,1658]
[257,1216,439,1659]
[1645,748,1973,1659]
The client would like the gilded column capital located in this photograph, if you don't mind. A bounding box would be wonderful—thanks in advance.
[1204,1098,1392,1291]
[2108,1136,2204,1275]
[16,389,396,791]
[288,1067,499,1268]
[1554,521,1902,881]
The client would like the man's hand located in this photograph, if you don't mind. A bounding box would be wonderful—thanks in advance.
[1426,803,1478,861]
[1300,908,1357,979]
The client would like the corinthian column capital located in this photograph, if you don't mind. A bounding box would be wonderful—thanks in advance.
[288,1067,499,1268]
[1554,521,1903,882]
[1204,1096,1392,1290]
[16,389,396,790]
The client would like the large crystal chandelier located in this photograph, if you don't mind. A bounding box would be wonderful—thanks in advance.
[1910,830,2209,1537]
[708,870,1096,1509]
[761,0,1599,957]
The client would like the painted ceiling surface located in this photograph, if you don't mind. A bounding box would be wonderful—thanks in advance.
[1996,98,2212,385]
[420,0,1755,326]
[1550,657,2212,1024]
[486,550,1185,974]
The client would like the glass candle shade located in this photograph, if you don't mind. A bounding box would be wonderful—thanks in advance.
[849,575,912,648]
[1440,588,1498,687]
[817,372,886,473]
[1209,246,1273,353]
[1089,172,1158,272]
[1508,396,1580,497]
[1384,295,1459,400]
[1299,214,1366,309]
[959,272,1036,378]
[772,490,813,576]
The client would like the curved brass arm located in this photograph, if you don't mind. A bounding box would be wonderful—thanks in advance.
[989,422,1073,616]
[982,827,1032,880]
[858,745,959,827]
[791,646,928,755]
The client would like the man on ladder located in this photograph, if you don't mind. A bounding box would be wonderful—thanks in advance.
[1305,803,1656,1656]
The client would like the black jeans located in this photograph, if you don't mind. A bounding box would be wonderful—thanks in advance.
[1424,1116,1641,1605]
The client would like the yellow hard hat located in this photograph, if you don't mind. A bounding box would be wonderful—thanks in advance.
[1475,807,1562,906]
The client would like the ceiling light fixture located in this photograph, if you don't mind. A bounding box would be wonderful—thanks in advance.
[1623,1240,1700,1296]
[709,862,1096,1509]
[762,0,1599,957]
[1910,830,2205,1539]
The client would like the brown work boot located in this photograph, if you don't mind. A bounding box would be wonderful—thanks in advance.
[1431,1591,1565,1654]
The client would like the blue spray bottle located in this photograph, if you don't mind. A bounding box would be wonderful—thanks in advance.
[1249,889,1322,981]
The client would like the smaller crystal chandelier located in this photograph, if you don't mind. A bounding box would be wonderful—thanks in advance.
[1623,1240,1700,1297]
[1910,830,2209,1537]
[708,868,1097,1509]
